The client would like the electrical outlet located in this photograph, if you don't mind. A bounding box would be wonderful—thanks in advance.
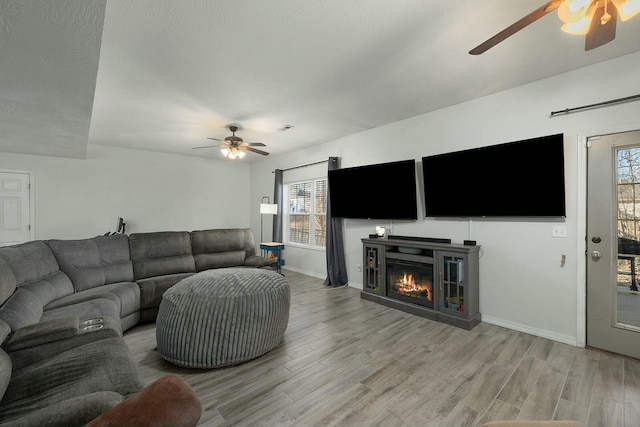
[357,265,362,272]
[552,225,568,238]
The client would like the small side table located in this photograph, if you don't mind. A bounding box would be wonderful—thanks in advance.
[260,242,285,275]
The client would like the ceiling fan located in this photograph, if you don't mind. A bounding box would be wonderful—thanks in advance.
[469,0,640,55]
[192,125,269,159]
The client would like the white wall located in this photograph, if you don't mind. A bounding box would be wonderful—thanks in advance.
[0,144,252,240]
[250,51,640,346]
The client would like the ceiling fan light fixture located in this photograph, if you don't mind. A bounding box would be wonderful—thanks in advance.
[561,2,598,33]
[611,0,640,20]
[221,146,246,160]
[558,0,591,23]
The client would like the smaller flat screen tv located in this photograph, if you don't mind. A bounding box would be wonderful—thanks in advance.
[328,159,418,220]
[422,133,566,218]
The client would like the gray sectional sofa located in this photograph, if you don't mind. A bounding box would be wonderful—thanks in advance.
[0,228,270,426]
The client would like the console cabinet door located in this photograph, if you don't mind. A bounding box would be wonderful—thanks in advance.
[438,251,468,318]
[363,244,385,295]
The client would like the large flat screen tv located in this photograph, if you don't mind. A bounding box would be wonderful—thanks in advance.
[328,159,418,220]
[422,133,566,218]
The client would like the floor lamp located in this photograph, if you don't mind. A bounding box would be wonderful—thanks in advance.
[260,196,278,244]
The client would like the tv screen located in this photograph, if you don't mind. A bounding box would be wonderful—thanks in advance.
[422,133,566,217]
[328,159,418,220]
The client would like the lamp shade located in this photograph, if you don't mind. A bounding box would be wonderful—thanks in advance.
[260,203,278,215]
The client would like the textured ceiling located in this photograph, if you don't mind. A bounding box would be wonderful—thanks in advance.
[0,0,105,158]
[2,0,640,161]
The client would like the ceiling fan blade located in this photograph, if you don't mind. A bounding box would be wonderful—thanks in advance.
[245,142,266,147]
[192,145,217,149]
[243,146,270,156]
[207,137,222,141]
[469,0,563,55]
[585,3,617,51]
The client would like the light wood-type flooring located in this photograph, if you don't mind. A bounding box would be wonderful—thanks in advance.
[123,269,640,427]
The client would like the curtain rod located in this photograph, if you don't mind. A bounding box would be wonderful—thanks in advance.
[272,159,328,173]
[550,93,640,117]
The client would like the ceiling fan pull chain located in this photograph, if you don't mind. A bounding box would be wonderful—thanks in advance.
[602,0,612,24]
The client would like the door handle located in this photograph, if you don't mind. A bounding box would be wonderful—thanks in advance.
[591,250,602,260]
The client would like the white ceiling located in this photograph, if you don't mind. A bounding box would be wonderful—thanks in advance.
[2,0,640,162]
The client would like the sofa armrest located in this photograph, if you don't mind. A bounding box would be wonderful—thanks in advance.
[4,316,120,352]
[84,374,202,427]
[5,316,80,351]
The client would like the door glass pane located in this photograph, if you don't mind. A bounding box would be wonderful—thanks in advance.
[442,256,465,314]
[615,148,640,329]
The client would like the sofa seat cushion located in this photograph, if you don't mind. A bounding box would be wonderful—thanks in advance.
[136,273,194,311]
[6,316,122,371]
[46,235,134,292]
[0,337,143,426]
[40,297,120,325]
[44,282,140,319]
[129,232,195,280]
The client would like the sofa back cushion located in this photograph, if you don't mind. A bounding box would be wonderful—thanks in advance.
[47,234,134,292]
[191,228,254,271]
[129,232,195,280]
[0,257,17,307]
[0,288,43,331]
[0,241,73,306]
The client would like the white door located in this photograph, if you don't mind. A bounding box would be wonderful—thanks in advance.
[586,130,640,359]
[0,172,31,246]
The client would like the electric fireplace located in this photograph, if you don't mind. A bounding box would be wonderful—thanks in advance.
[386,259,434,309]
[361,236,481,330]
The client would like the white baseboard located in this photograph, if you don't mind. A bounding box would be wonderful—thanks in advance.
[481,314,579,347]
[284,267,362,289]
[282,266,326,281]
[348,281,363,290]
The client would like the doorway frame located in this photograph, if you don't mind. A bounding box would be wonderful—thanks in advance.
[0,168,35,244]
[577,122,640,348]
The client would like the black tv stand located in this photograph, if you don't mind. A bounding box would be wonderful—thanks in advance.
[361,236,480,330]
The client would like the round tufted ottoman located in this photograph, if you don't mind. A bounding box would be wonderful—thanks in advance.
[156,268,290,368]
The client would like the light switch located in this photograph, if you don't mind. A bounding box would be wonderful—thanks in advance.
[552,225,568,238]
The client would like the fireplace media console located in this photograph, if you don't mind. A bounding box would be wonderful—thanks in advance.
[361,236,481,330]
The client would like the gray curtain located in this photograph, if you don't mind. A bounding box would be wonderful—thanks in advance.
[272,169,283,242]
[324,157,348,287]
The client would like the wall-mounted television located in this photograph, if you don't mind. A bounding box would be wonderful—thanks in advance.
[328,159,418,220]
[421,133,566,218]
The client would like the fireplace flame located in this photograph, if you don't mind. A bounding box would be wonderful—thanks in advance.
[396,272,432,301]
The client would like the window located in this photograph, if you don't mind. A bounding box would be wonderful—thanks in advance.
[618,148,640,240]
[286,178,327,248]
